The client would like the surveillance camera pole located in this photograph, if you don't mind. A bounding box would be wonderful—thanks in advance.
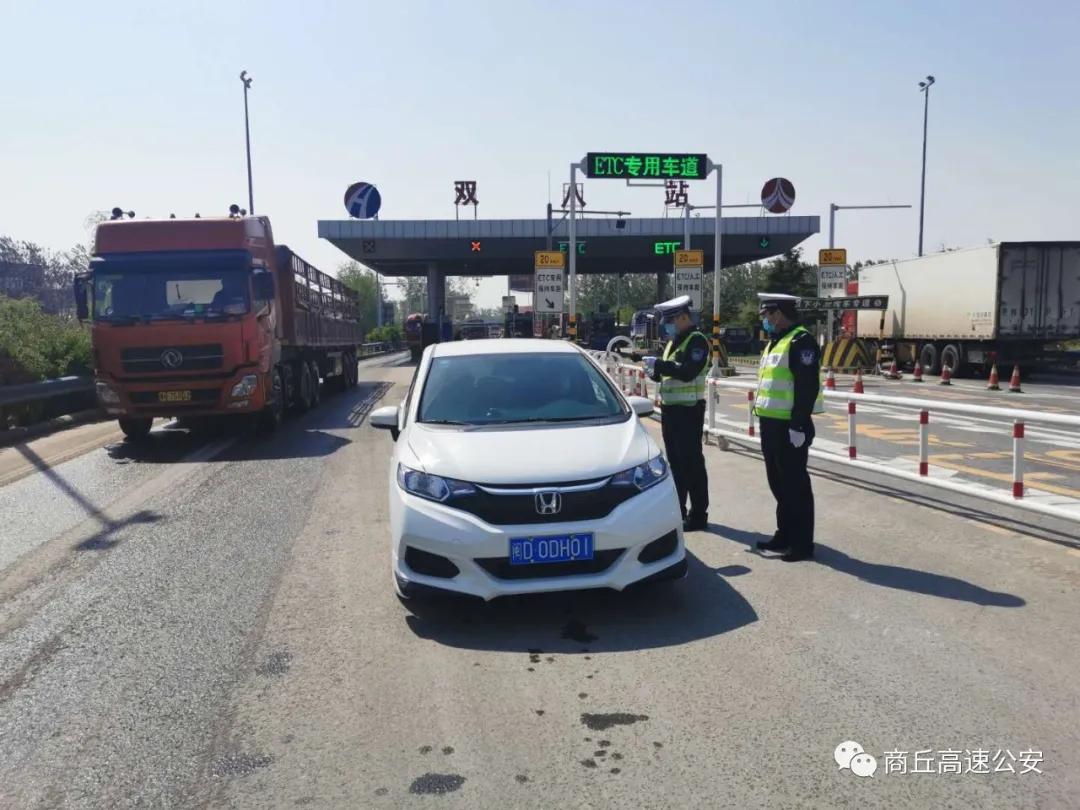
[917,74,935,257]
[240,71,255,215]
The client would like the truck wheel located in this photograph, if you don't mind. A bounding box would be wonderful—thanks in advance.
[308,360,322,407]
[257,369,284,433]
[409,346,421,363]
[941,344,964,378]
[293,362,314,413]
[118,416,153,441]
[919,343,940,375]
[346,353,358,388]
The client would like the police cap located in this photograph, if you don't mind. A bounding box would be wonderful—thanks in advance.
[757,292,800,316]
[654,294,693,318]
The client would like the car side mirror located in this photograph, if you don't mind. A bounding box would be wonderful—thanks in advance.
[370,405,400,440]
[628,396,654,417]
[74,276,90,322]
[252,271,275,306]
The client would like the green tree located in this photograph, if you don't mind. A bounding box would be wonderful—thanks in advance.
[0,295,91,383]
[337,261,379,336]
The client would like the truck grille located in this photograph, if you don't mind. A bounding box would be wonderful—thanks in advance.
[474,549,625,580]
[121,344,224,374]
[448,479,638,526]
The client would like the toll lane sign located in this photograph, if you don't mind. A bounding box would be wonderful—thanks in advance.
[673,249,703,311]
[534,252,565,313]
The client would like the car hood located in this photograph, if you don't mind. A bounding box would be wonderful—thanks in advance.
[405,417,657,484]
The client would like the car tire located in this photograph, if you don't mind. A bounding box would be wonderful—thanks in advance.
[118,416,153,441]
[293,361,313,413]
[257,369,284,434]
[941,344,964,378]
[919,343,939,375]
[308,360,321,407]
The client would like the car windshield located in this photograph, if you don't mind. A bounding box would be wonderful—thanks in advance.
[93,267,251,322]
[418,351,627,426]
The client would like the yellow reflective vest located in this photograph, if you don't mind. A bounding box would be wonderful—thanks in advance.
[659,330,709,407]
[754,325,825,420]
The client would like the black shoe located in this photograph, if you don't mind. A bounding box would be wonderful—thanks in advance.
[756,533,789,553]
[683,513,708,532]
[781,548,814,562]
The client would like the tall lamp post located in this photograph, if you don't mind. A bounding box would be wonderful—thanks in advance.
[240,70,255,215]
[917,74,935,257]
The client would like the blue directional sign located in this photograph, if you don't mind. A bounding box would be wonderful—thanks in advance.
[344,182,382,219]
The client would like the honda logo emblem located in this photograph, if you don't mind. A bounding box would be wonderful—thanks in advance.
[535,491,562,515]
[160,349,184,368]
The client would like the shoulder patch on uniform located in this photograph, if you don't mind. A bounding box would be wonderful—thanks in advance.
[690,347,706,362]
[800,349,815,365]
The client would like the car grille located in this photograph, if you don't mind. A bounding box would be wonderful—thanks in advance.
[449,479,639,526]
[474,548,625,580]
[121,344,224,374]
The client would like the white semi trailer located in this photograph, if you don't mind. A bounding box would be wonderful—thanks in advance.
[855,242,1080,376]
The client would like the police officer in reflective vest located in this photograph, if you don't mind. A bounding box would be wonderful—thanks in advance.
[753,293,824,561]
[643,295,710,532]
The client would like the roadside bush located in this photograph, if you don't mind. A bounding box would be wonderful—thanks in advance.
[0,295,92,384]
[366,324,402,346]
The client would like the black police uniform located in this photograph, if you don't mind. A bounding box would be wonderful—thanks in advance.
[758,323,820,558]
[650,326,711,528]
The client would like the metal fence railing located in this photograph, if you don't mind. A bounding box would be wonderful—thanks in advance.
[587,349,1080,525]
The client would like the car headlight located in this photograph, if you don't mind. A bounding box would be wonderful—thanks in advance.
[396,464,477,502]
[610,455,668,491]
[230,375,258,398]
[95,382,120,404]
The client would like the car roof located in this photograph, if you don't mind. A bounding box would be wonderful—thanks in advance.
[431,338,580,357]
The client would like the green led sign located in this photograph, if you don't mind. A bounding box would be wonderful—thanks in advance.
[585,152,709,180]
[654,240,682,255]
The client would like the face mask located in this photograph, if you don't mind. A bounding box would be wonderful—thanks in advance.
[662,323,676,339]
[762,318,775,334]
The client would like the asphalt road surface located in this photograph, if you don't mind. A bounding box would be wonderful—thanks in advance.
[1,351,1078,808]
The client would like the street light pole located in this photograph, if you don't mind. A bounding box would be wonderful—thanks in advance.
[917,74,935,257]
[240,71,254,215]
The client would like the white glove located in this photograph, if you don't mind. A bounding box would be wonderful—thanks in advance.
[788,429,806,448]
[643,356,657,375]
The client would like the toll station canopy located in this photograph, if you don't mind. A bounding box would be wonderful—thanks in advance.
[318,216,820,276]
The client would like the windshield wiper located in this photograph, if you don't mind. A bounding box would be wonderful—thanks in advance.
[98,314,142,325]
[422,419,470,426]
[489,415,606,425]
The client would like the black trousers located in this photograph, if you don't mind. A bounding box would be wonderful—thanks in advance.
[759,418,815,551]
[660,401,709,519]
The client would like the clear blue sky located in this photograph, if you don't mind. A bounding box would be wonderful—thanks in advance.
[2,0,1077,308]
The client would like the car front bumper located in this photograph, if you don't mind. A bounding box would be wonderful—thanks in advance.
[390,477,685,601]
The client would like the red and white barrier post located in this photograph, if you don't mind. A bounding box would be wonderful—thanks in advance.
[746,390,756,437]
[847,400,857,460]
[918,409,929,476]
[1013,420,1025,498]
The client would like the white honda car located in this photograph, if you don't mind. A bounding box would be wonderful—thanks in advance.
[370,339,686,601]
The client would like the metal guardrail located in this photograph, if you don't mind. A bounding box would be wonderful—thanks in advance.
[588,349,1080,524]
[0,376,94,408]
[705,378,1080,524]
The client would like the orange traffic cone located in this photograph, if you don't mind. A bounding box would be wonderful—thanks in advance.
[853,368,865,394]
[825,367,837,391]
[940,365,952,385]
[987,363,1001,390]
[912,361,924,382]
[1009,365,1023,393]
[886,360,902,380]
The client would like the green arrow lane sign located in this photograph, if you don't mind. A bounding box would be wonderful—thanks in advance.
[759,237,771,249]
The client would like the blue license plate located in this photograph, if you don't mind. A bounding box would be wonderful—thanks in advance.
[509,533,594,566]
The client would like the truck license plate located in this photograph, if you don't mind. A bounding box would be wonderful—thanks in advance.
[158,390,192,403]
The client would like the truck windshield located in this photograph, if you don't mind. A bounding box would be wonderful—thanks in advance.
[93,268,251,322]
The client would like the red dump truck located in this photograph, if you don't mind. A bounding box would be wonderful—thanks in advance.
[75,214,363,439]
